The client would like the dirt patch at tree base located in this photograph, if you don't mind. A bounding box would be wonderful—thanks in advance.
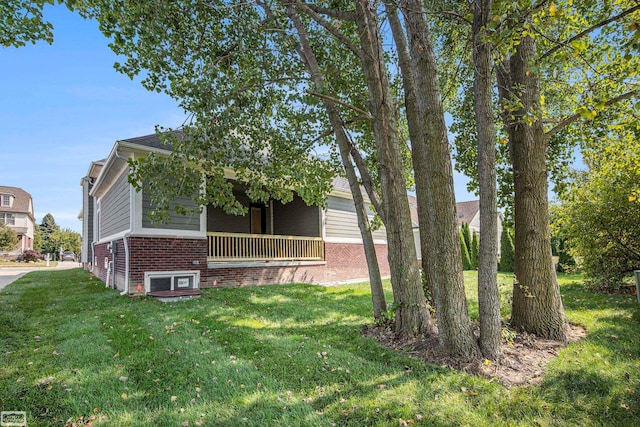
[362,323,586,388]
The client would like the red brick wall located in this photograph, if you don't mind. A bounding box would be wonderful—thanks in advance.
[86,238,390,291]
[92,242,111,287]
[87,237,208,294]
[206,242,390,287]
[127,237,208,293]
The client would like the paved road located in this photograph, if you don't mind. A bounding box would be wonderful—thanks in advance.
[0,261,80,291]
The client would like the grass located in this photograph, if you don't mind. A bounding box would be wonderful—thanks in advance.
[0,269,638,426]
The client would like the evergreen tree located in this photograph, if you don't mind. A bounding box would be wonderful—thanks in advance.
[498,227,514,272]
[39,213,60,256]
[461,222,472,254]
[460,230,472,270]
[470,231,479,270]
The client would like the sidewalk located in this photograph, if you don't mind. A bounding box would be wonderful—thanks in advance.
[0,261,80,291]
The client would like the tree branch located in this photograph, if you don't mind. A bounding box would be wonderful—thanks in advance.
[294,1,363,60]
[303,3,356,22]
[306,90,373,119]
[540,4,640,60]
[545,89,639,139]
[346,131,384,217]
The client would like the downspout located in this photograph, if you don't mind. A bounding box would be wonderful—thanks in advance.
[120,233,131,296]
[90,241,96,273]
[114,145,132,296]
[106,260,113,288]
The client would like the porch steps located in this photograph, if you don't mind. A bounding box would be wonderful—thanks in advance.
[147,289,201,302]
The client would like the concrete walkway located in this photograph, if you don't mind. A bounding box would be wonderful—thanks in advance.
[0,261,80,292]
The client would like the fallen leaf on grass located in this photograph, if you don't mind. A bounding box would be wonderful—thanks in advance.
[171,396,178,402]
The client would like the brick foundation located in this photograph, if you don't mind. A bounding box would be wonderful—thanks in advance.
[206,242,390,287]
[85,238,389,293]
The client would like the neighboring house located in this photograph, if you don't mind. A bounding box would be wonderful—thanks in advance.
[0,186,36,255]
[408,197,503,260]
[80,132,390,297]
[455,200,503,246]
[456,200,482,234]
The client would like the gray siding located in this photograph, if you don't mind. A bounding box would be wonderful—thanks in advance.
[273,196,321,237]
[142,191,201,231]
[324,195,386,241]
[207,193,253,233]
[100,171,130,237]
[81,179,95,262]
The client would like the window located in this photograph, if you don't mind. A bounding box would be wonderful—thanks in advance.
[1,194,11,207]
[0,213,15,225]
[144,271,200,293]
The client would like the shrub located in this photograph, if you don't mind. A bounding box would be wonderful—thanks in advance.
[460,230,472,270]
[498,227,514,272]
[18,250,44,263]
[470,231,479,270]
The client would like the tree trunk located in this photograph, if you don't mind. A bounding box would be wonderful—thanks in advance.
[501,36,568,342]
[472,0,502,360]
[398,0,480,359]
[384,1,434,306]
[287,6,387,319]
[354,0,434,339]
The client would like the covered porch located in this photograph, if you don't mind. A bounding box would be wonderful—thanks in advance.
[206,182,325,264]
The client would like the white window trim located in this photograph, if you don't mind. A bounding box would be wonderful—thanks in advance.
[144,270,200,294]
[1,213,15,226]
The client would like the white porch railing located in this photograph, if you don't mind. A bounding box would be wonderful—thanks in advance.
[207,232,324,261]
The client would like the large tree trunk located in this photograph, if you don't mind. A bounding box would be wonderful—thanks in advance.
[500,36,568,342]
[472,0,502,360]
[384,1,434,306]
[354,0,434,339]
[287,6,387,319]
[397,0,480,359]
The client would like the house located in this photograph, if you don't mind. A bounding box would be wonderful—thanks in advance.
[0,186,36,255]
[80,132,390,296]
[408,197,503,260]
[455,199,503,244]
[456,200,482,234]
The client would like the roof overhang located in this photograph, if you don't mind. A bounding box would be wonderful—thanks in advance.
[90,140,172,198]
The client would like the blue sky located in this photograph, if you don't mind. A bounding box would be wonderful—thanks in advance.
[0,6,474,234]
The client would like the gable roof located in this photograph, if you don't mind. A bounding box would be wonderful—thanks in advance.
[0,185,34,217]
[120,130,182,151]
[407,197,481,229]
[456,200,480,226]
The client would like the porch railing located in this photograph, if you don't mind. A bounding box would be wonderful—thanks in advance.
[207,232,324,261]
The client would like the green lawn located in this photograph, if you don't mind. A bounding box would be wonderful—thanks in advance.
[0,269,638,426]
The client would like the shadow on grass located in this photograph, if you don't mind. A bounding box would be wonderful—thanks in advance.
[4,269,640,426]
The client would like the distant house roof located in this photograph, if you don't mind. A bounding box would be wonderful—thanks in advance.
[456,200,479,226]
[407,197,481,229]
[0,185,34,218]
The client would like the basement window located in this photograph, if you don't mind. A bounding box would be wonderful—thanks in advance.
[144,271,200,293]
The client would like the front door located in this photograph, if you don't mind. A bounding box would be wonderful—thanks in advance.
[250,205,266,234]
